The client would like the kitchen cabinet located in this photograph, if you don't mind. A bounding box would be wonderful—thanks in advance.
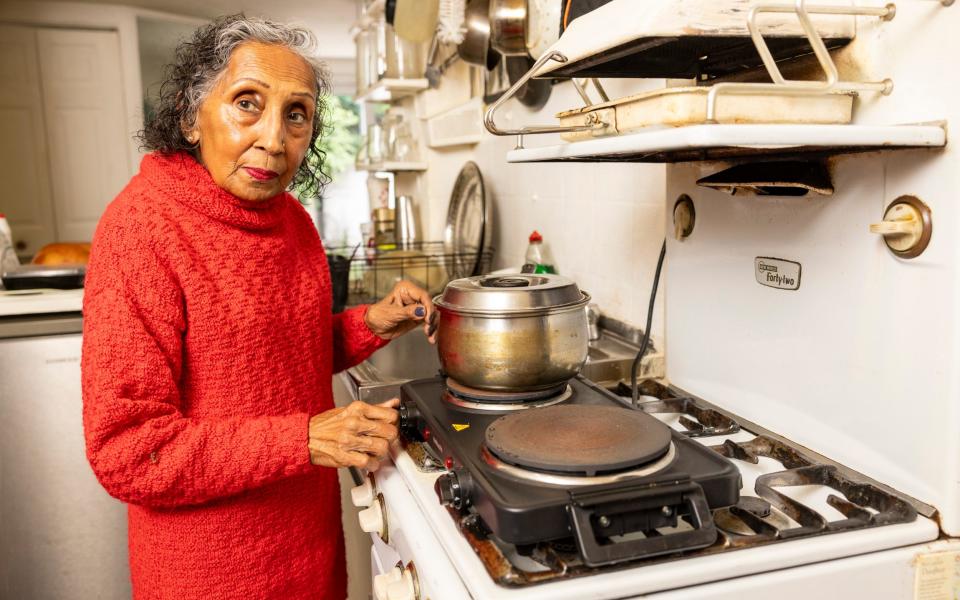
[0,25,57,256]
[0,25,130,258]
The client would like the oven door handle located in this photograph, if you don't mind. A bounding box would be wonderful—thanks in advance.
[567,481,717,567]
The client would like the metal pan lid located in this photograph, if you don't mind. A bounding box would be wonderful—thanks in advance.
[434,273,589,314]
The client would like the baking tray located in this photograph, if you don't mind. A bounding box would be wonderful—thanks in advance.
[1,265,86,290]
[557,86,856,142]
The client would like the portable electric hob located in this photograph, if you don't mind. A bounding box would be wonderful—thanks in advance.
[398,376,741,566]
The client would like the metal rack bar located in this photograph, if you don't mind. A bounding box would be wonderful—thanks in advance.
[482,50,611,148]
[705,0,896,122]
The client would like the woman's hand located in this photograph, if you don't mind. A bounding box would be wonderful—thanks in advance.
[308,399,399,471]
[365,280,438,343]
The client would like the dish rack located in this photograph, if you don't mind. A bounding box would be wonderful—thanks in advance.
[326,241,495,307]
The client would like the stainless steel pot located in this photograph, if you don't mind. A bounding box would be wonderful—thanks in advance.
[434,274,591,391]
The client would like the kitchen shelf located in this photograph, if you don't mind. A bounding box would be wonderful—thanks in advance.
[356,161,428,172]
[505,123,947,164]
[356,78,429,103]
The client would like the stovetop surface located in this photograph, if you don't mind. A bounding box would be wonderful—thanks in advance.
[393,376,929,587]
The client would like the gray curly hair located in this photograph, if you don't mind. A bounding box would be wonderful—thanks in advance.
[139,14,332,197]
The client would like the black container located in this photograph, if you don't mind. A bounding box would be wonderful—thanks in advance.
[327,254,351,314]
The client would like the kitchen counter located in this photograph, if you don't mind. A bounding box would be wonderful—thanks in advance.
[0,288,83,317]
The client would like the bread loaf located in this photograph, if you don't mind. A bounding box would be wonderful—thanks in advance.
[31,242,91,266]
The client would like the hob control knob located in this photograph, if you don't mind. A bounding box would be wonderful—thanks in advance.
[398,402,422,440]
[435,471,464,509]
[386,566,419,600]
[373,567,402,600]
[350,476,376,508]
[358,496,387,541]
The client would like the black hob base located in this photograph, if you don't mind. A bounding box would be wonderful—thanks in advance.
[399,376,741,566]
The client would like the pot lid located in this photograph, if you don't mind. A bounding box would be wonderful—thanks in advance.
[435,274,588,313]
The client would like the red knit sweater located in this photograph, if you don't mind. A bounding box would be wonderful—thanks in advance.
[81,152,387,599]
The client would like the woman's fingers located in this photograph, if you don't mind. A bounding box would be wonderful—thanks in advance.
[347,434,390,457]
[426,310,439,343]
[308,400,401,468]
[341,449,380,471]
[349,399,398,423]
[390,281,435,320]
[356,420,399,442]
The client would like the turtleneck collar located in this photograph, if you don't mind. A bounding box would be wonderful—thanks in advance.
[139,152,290,231]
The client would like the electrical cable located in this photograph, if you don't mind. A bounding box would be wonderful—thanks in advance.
[631,239,667,407]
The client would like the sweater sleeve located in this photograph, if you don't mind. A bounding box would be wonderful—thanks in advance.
[331,304,389,374]
[81,207,314,509]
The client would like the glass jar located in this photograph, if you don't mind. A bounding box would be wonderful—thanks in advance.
[366,122,385,164]
[384,24,424,79]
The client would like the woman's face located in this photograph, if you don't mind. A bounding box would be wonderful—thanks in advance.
[188,42,317,201]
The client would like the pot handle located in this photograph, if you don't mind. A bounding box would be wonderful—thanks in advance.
[566,481,717,567]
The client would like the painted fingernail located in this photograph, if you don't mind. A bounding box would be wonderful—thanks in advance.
[415,306,425,317]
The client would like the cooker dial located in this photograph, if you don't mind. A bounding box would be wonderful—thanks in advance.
[358,493,389,543]
[673,194,695,240]
[350,473,376,508]
[372,566,402,600]
[386,562,420,600]
[869,195,932,259]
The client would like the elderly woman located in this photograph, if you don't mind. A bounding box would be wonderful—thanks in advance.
[81,15,433,600]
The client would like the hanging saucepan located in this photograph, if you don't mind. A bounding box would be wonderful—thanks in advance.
[434,274,591,392]
[505,55,552,109]
[482,54,510,104]
[459,0,501,70]
[489,0,528,56]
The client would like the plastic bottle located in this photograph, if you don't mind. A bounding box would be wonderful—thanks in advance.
[523,230,556,274]
[0,213,21,274]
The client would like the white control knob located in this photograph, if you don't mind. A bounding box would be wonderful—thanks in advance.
[373,567,402,600]
[386,568,418,600]
[868,196,932,259]
[350,477,376,508]
[357,498,386,539]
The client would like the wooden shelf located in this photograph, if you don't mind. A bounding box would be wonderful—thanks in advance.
[506,123,948,164]
[356,78,429,103]
[356,161,428,172]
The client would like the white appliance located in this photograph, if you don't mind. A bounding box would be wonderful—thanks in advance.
[0,313,131,599]
[345,1,960,598]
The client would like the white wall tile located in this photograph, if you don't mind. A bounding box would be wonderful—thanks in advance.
[419,80,668,339]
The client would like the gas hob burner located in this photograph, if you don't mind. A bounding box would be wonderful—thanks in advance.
[484,404,676,478]
[613,381,741,438]
[444,377,572,411]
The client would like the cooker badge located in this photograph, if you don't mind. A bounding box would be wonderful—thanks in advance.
[755,257,801,291]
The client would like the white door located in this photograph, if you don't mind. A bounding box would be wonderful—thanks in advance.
[36,28,130,243]
[0,25,57,257]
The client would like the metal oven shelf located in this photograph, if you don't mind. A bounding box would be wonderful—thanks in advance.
[505,123,948,164]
